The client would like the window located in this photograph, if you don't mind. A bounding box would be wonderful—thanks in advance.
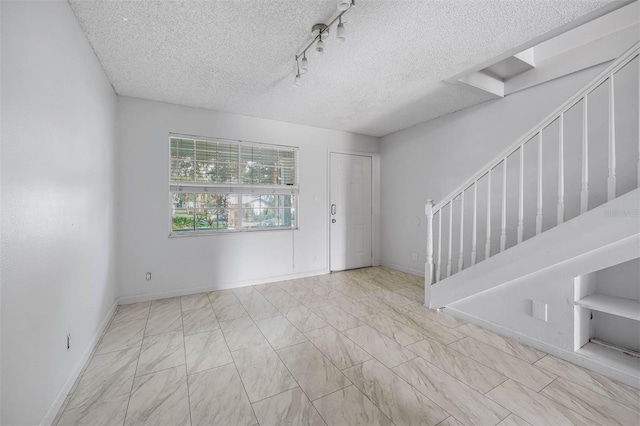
[169,135,298,235]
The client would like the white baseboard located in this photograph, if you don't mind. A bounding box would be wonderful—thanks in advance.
[41,300,119,425]
[443,306,640,389]
[380,261,425,278]
[118,268,330,305]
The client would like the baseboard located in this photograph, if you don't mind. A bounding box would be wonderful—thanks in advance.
[41,300,119,426]
[118,268,331,305]
[443,306,640,389]
[380,261,425,278]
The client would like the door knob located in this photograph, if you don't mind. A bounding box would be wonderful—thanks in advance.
[332,219,336,223]
[331,204,337,215]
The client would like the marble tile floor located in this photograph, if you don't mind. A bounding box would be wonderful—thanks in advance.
[54,267,640,426]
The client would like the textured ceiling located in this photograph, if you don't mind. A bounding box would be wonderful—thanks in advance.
[69,0,617,137]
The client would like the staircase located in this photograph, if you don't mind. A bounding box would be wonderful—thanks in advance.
[422,42,640,387]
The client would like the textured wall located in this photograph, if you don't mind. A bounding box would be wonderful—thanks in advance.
[0,2,118,424]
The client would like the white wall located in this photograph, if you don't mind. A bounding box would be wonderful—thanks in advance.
[595,257,640,300]
[116,97,379,301]
[1,2,118,424]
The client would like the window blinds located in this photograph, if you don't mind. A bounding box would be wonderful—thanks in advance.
[170,135,299,194]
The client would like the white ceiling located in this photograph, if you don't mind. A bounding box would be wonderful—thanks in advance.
[69,0,620,137]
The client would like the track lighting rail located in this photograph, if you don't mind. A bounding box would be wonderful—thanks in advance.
[293,0,355,87]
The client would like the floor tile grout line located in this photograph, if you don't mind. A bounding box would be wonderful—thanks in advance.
[217,312,261,425]
[533,356,640,412]
[308,385,366,426]
[302,325,372,371]
[122,311,149,426]
[360,311,426,347]
[448,335,558,392]
[178,306,193,426]
[248,385,304,406]
[391,353,514,423]
[380,358,451,415]
[250,305,359,422]
[324,372,396,425]
[59,303,150,424]
[253,314,312,402]
[453,324,547,364]
[538,374,640,421]
[509,377,609,424]
[537,375,559,395]
[482,375,510,396]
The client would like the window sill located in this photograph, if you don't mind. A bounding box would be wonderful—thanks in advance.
[169,227,299,238]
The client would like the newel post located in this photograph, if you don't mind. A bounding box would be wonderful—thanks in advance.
[425,199,434,307]
[425,200,434,286]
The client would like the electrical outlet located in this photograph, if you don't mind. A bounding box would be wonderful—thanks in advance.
[67,333,71,351]
[411,252,418,262]
[146,272,152,281]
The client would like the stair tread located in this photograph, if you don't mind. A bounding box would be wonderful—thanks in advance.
[575,293,640,321]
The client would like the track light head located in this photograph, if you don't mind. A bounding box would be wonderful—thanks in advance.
[293,73,301,88]
[316,38,325,54]
[337,20,346,41]
[338,0,351,11]
[301,55,308,73]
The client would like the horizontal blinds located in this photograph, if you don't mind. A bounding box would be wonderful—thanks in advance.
[169,183,299,195]
[240,145,296,185]
[170,136,298,189]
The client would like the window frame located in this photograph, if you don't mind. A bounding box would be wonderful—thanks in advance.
[168,133,299,237]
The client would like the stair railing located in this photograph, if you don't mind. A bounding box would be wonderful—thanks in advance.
[425,41,640,285]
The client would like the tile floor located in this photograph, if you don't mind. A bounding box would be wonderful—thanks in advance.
[54,267,640,426]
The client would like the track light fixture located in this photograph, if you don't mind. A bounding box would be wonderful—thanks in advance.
[294,59,301,88]
[336,16,346,42]
[293,1,355,87]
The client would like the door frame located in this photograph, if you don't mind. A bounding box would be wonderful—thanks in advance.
[327,149,380,272]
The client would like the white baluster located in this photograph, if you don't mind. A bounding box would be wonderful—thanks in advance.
[458,191,465,272]
[517,145,524,244]
[471,182,478,266]
[558,114,565,225]
[500,158,507,252]
[447,202,453,277]
[485,170,492,259]
[436,210,442,282]
[536,131,543,235]
[608,75,616,201]
[581,95,589,214]
[425,200,434,285]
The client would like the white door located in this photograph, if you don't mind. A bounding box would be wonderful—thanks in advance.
[330,153,372,271]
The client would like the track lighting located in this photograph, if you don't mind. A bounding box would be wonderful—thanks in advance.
[292,1,355,87]
[338,0,351,11]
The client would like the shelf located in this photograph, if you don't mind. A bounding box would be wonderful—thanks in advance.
[575,293,640,321]
[577,342,640,379]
